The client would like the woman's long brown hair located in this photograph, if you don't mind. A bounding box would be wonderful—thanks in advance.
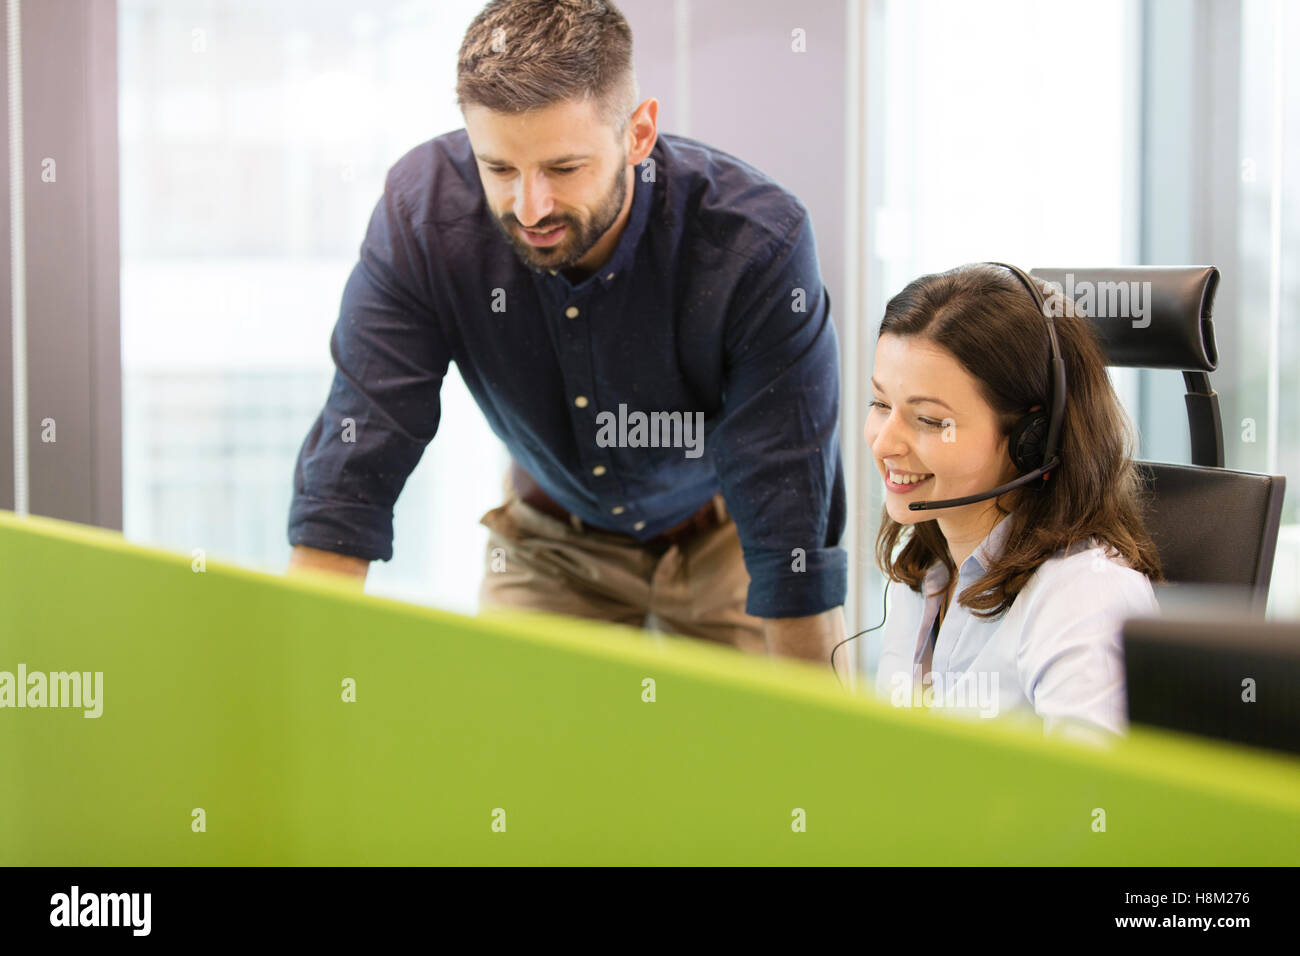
[874,263,1164,618]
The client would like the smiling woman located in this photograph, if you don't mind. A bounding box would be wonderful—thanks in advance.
[865,263,1164,739]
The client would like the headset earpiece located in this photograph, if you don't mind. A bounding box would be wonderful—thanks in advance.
[1008,408,1049,474]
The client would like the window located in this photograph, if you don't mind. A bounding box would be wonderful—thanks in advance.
[1227,0,1300,616]
[1136,0,1299,617]
[119,0,505,612]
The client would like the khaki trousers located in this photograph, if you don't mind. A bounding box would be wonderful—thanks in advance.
[477,471,767,654]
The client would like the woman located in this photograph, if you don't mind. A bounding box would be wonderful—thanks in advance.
[866,262,1163,740]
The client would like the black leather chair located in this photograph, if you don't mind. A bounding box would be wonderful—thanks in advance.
[1030,266,1286,614]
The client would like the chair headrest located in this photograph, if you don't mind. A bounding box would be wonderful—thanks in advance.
[1029,266,1219,372]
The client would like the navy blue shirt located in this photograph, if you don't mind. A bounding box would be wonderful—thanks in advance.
[289,129,847,618]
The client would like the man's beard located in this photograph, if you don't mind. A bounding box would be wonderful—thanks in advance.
[494,159,628,272]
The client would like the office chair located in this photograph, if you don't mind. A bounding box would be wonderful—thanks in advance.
[1030,266,1286,614]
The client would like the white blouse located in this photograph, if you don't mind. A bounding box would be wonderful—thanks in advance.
[872,513,1161,740]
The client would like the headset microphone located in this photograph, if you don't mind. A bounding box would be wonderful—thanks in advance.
[907,262,1067,513]
[906,458,1060,511]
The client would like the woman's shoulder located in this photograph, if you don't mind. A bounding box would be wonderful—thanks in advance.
[1008,538,1152,737]
[1017,535,1159,615]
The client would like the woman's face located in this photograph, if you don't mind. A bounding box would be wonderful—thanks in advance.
[864,333,1018,526]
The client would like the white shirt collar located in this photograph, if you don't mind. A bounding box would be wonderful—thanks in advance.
[923,511,1015,591]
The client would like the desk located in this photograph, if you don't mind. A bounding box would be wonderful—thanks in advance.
[2,510,1297,864]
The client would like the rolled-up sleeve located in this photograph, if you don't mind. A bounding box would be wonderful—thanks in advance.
[288,169,450,562]
[711,208,848,619]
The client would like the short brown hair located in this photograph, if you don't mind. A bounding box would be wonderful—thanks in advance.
[875,263,1164,618]
[457,0,639,134]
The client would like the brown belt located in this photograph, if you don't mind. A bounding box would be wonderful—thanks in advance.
[508,460,722,550]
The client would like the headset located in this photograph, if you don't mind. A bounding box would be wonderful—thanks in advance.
[907,263,1067,512]
[830,262,1068,681]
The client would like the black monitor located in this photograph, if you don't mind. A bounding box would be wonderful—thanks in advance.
[1123,613,1300,756]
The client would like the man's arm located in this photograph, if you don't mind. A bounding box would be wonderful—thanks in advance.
[287,545,370,587]
[287,158,450,566]
[709,204,849,667]
[763,605,846,664]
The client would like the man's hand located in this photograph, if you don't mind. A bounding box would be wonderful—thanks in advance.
[762,606,846,669]
[287,545,370,588]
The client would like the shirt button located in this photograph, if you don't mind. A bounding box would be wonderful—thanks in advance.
[633,520,646,531]
[565,306,579,318]
[606,272,615,280]
[611,505,625,515]
[592,465,606,476]
[574,395,589,408]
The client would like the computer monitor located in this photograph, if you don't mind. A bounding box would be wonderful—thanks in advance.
[1123,613,1300,756]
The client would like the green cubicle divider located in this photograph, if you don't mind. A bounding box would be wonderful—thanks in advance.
[1,508,1298,865]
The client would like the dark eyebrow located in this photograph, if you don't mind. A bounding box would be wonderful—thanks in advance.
[870,377,954,412]
[475,153,591,167]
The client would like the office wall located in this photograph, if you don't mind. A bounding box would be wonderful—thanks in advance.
[0,0,122,529]
[620,0,850,373]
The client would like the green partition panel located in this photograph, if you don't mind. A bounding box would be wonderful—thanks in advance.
[1,509,1298,865]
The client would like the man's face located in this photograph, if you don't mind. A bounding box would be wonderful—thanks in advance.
[464,98,629,272]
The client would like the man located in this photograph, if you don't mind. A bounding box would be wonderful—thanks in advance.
[287,0,847,664]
